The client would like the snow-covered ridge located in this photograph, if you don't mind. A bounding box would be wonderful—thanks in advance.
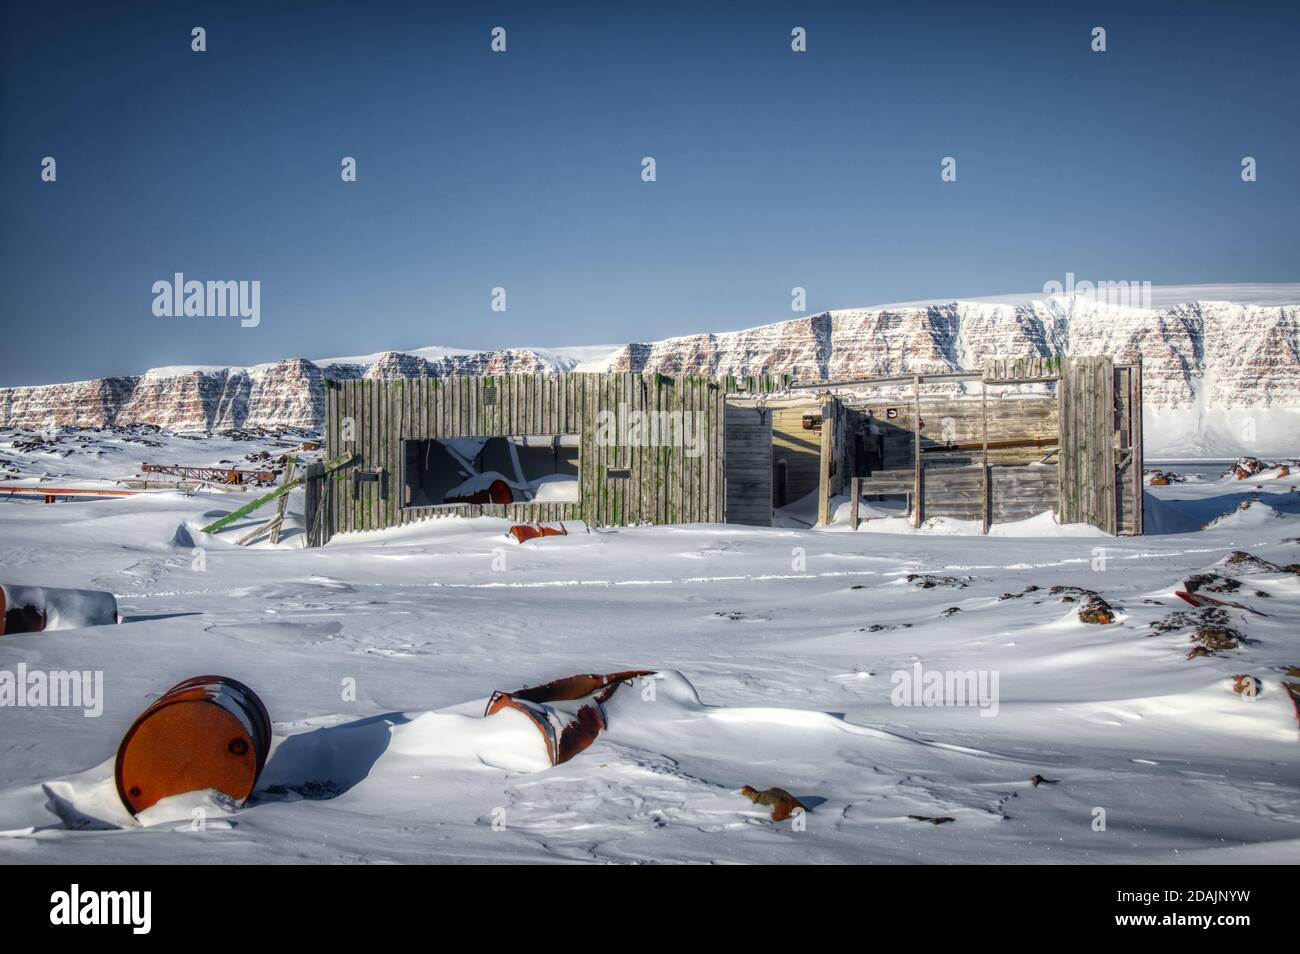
[1,287,1298,456]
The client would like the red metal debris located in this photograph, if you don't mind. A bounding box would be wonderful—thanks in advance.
[141,464,275,485]
[115,675,272,815]
[1174,590,1248,611]
[507,523,568,544]
[446,478,514,506]
[1,485,137,503]
[485,670,655,766]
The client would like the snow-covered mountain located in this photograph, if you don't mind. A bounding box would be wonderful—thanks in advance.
[3,288,1298,457]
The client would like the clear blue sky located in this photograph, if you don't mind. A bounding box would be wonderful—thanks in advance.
[2,0,1297,386]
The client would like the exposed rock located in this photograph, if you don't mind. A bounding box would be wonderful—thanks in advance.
[1145,469,1184,485]
[1049,585,1115,624]
[740,785,808,822]
[906,573,970,589]
[1188,626,1243,657]
[1221,551,1294,574]
[908,814,955,825]
[1225,457,1268,479]
[1183,573,1242,595]
[1231,674,1261,697]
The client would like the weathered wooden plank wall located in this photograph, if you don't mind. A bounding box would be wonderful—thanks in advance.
[850,395,1057,470]
[321,373,728,542]
[1112,360,1145,535]
[855,463,1060,524]
[724,401,773,527]
[1058,356,1118,533]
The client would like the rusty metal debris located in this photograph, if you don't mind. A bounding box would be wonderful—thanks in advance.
[0,583,119,636]
[740,785,808,821]
[485,670,654,766]
[447,478,514,506]
[115,675,272,815]
[507,523,568,544]
[141,463,275,485]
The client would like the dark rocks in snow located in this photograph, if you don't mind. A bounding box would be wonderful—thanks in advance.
[1231,674,1261,697]
[1188,625,1245,658]
[908,814,955,825]
[1145,469,1185,485]
[1220,550,1299,575]
[1183,573,1242,595]
[941,606,963,617]
[998,585,1041,601]
[740,785,808,822]
[1224,457,1268,480]
[1049,586,1115,624]
[905,573,970,589]
[1029,774,1059,787]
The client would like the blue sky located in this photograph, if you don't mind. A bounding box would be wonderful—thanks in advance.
[2,0,1297,386]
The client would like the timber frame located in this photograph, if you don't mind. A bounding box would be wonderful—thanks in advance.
[310,358,1143,546]
[771,355,1144,535]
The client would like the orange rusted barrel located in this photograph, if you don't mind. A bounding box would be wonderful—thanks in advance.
[486,670,655,765]
[115,675,272,815]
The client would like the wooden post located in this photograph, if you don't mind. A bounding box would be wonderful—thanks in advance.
[268,456,296,545]
[911,375,922,527]
[303,462,325,547]
[1131,357,1144,535]
[981,375,990,533]
[849,477,861,530]
[817,398,835,527]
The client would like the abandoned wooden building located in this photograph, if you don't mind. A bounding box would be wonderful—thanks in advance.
[305,356,1143,545]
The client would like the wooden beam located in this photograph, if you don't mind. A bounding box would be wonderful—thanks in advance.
[911,375,921,528]
[981,375,990,534]
[201,453,356,534]
[269,455,296,545]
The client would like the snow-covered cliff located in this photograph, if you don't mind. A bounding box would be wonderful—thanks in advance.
[2,294,1297,456]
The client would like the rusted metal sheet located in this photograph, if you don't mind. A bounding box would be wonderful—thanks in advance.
[115,675,272,815]
[485,670,654,766]
[446,478,514,506]
[507,523,568,544]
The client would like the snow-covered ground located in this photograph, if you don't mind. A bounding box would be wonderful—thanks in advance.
[1,432,1299,864]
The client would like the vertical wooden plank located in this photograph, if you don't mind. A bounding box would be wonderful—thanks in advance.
[1132,359,1144,535]
[817,398,833,527]
[981,374,990,533]
[912,374,922,527]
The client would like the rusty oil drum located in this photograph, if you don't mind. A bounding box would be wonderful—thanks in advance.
[114,675,272,815]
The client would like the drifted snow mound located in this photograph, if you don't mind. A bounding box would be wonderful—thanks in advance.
[389,670,704,773]
[0,671,707,832]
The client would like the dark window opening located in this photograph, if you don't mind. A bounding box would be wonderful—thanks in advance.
[402,436,580,508]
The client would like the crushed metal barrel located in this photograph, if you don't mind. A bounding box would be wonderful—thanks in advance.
[115,675,272,815]
[485,670,655,766]
[446,478,514,506]
[507,523,568,544]
[0,583,120,636]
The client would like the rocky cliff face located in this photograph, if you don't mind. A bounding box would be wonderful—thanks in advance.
[3,297,1298,450]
